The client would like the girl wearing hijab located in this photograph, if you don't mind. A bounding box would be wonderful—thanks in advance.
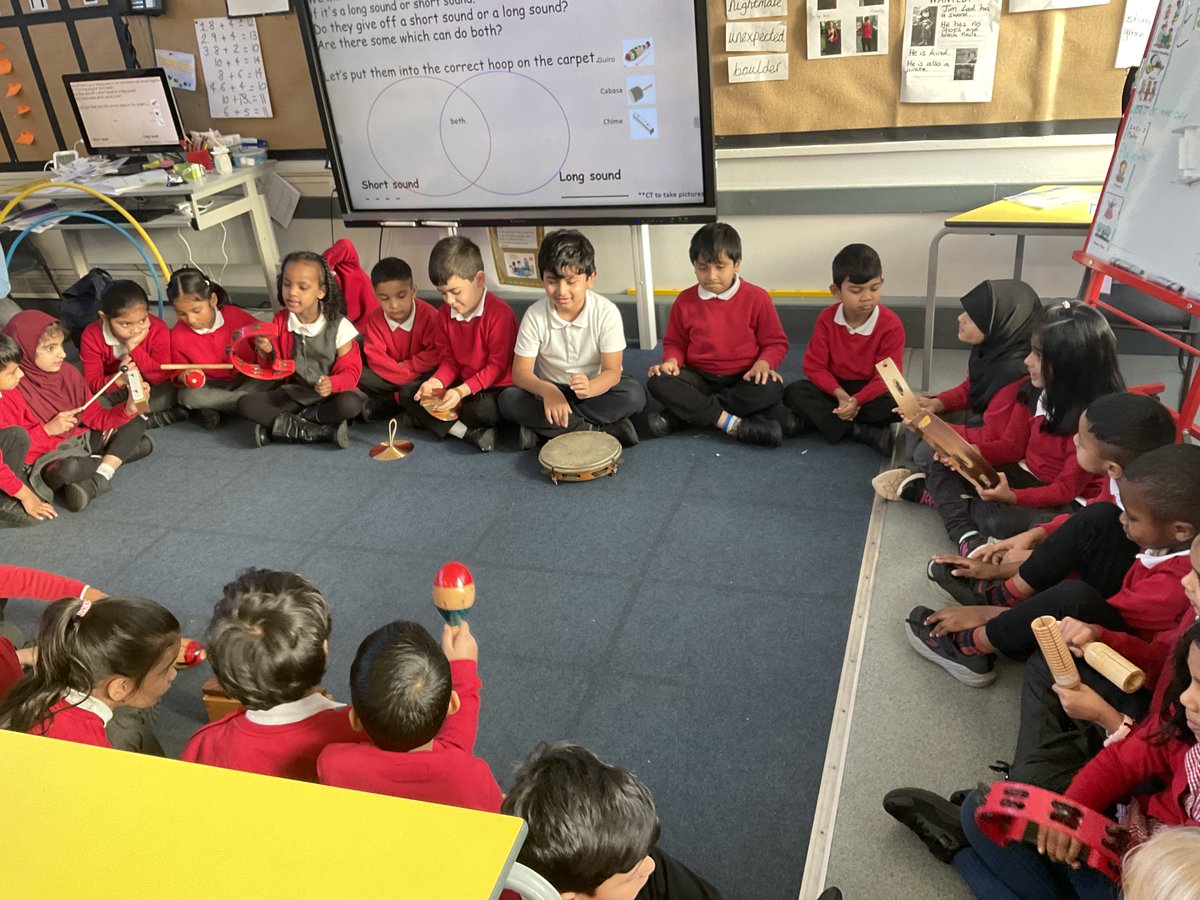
[874,280,1043,500]
[0,311,150,516]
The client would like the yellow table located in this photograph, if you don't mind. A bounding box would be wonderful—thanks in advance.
[2,729,557,899]
[921,185,1099,389]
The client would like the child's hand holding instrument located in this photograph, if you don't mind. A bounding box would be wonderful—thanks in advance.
[1031,615,1145,693]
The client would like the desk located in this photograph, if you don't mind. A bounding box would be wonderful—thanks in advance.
[921,185,1098,389]
[10,164,281,300]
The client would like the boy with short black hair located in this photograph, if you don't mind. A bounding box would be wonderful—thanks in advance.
[181,568,367,781]
[784,243,904,455]
[398,236,517,452]
[645,223,789,448]
[502,741,723,900]
[500,229,646,449]
[317,619,502,813]
[358,257,440,422]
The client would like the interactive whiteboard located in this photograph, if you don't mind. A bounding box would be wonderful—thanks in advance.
[298,0,716,225]
[1083,0,1200,298]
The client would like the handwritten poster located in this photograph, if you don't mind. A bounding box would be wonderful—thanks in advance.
[726,20,788,52]
[807,0,889,59]
[194,17,273,118]
[728,52,790,82]
[1009,0,1107,11]
[726,0,788,18]
[1114,0,1156,67]
[900,0,1001,102]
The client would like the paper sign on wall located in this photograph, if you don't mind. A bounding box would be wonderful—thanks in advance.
[1009,0,1107,11]
[1115,0,1156,67]
[807,0,889,59]
[727,0,788,19]
[728,52,789,82]
[900,0,1002,102]
[194,17,273,118]
[726,21,788,52]
[156,49,197,92]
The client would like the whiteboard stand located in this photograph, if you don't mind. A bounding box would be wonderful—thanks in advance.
[630,223,657,350]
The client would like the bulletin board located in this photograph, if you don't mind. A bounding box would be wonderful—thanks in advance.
[708,0,1131,142]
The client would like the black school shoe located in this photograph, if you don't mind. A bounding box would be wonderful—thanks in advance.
[883,787,968,864]
[464,427,496,453]
[904,605,996,687]
[646,410,684,438]
[61,474,112,513]
[851,422,894,456]
[926,559,1000,606]
[600,417,639,448]
[145,405,190,429]
[736,416,783,448]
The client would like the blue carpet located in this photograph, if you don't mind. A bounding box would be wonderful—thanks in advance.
[3,349,878,900]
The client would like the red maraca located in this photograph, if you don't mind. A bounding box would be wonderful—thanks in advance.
[178,368,206,389]
[433,562,475,631]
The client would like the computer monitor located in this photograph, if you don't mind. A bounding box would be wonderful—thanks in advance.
[62,68,186,157]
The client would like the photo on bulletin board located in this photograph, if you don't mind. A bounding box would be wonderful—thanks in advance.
[489,226,545,288]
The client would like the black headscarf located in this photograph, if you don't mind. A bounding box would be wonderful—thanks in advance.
[959,279,1043,412]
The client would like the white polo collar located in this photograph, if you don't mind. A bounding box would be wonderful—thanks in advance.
[385,302,417,333]
[450,293,486,323]
[697,275,740,301]
[288,311,328,337]
[191,309,226,336]
[1138,546,1191,568]
[549,297,589,330]
[834,304,879,336]
[63,689,114,725]
[245,691,344,725]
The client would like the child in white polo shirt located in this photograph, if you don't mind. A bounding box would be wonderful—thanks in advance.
[499,229,645,449]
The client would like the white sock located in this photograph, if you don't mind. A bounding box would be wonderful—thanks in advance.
[96,463,115,481]
[448,421,468,439]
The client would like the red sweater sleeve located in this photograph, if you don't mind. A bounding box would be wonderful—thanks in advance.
[79,396,135,433]
[78,323,110,393]
[660,297,690,366]
[0,637,22,700]
[752,292,789,370]
[802,311,842,397]
[853,314,905,405]
[407,304,442,381]
[127,318,171,385]
[1067,725,1177,812]
[363,311,410,385]
[1011,433,1097,508]
[463,299,517,394]
[431,309,461,387]
[935,378,971,414]
[0,565,87,601]
[0,396,24,494]
[975,400,1032,465]
[434,659,481,754]
[328,335,363,394]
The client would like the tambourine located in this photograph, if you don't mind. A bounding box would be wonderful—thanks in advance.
[226,322,295,380]
[975,781,1126,883]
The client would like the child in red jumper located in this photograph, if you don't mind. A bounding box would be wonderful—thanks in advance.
[2,311,150,514]
[0,333,56,527]
[400,236,517,453]
[79,280,182,428]
[317,619,502,813]
[358,257,439,422]
[909,443,1200,688]
[784,243,904,455]
[914,302,1125,555]
[237,251,365,448]
[182,569,367,782]
[168,266,267,430]
[646,223,789,448]
[0,595,179,748]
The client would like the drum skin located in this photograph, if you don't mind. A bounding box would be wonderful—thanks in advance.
[538,431,623,483]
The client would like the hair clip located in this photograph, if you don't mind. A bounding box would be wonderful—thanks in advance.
[76,599,92,618]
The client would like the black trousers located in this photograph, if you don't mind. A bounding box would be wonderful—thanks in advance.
[1018,502,1135,597]
[88,416,147,461]
[238,387,364,427]
[783,378,898,442]
[358,365,437,399]
[984,578,1129,661]
[636,847,724,900]
[397,381,503,438]
[926,460,1076,543]
[646,367,783,427]
[1009,652,1149,793]
[498,376,646,439]
[0,426,30,491]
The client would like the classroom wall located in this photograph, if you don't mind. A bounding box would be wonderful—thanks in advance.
[1,133,1117,321]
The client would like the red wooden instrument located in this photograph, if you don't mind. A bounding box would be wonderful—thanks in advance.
[975,781,1127,883]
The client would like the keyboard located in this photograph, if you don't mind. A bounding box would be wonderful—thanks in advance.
[56,207,177,226]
